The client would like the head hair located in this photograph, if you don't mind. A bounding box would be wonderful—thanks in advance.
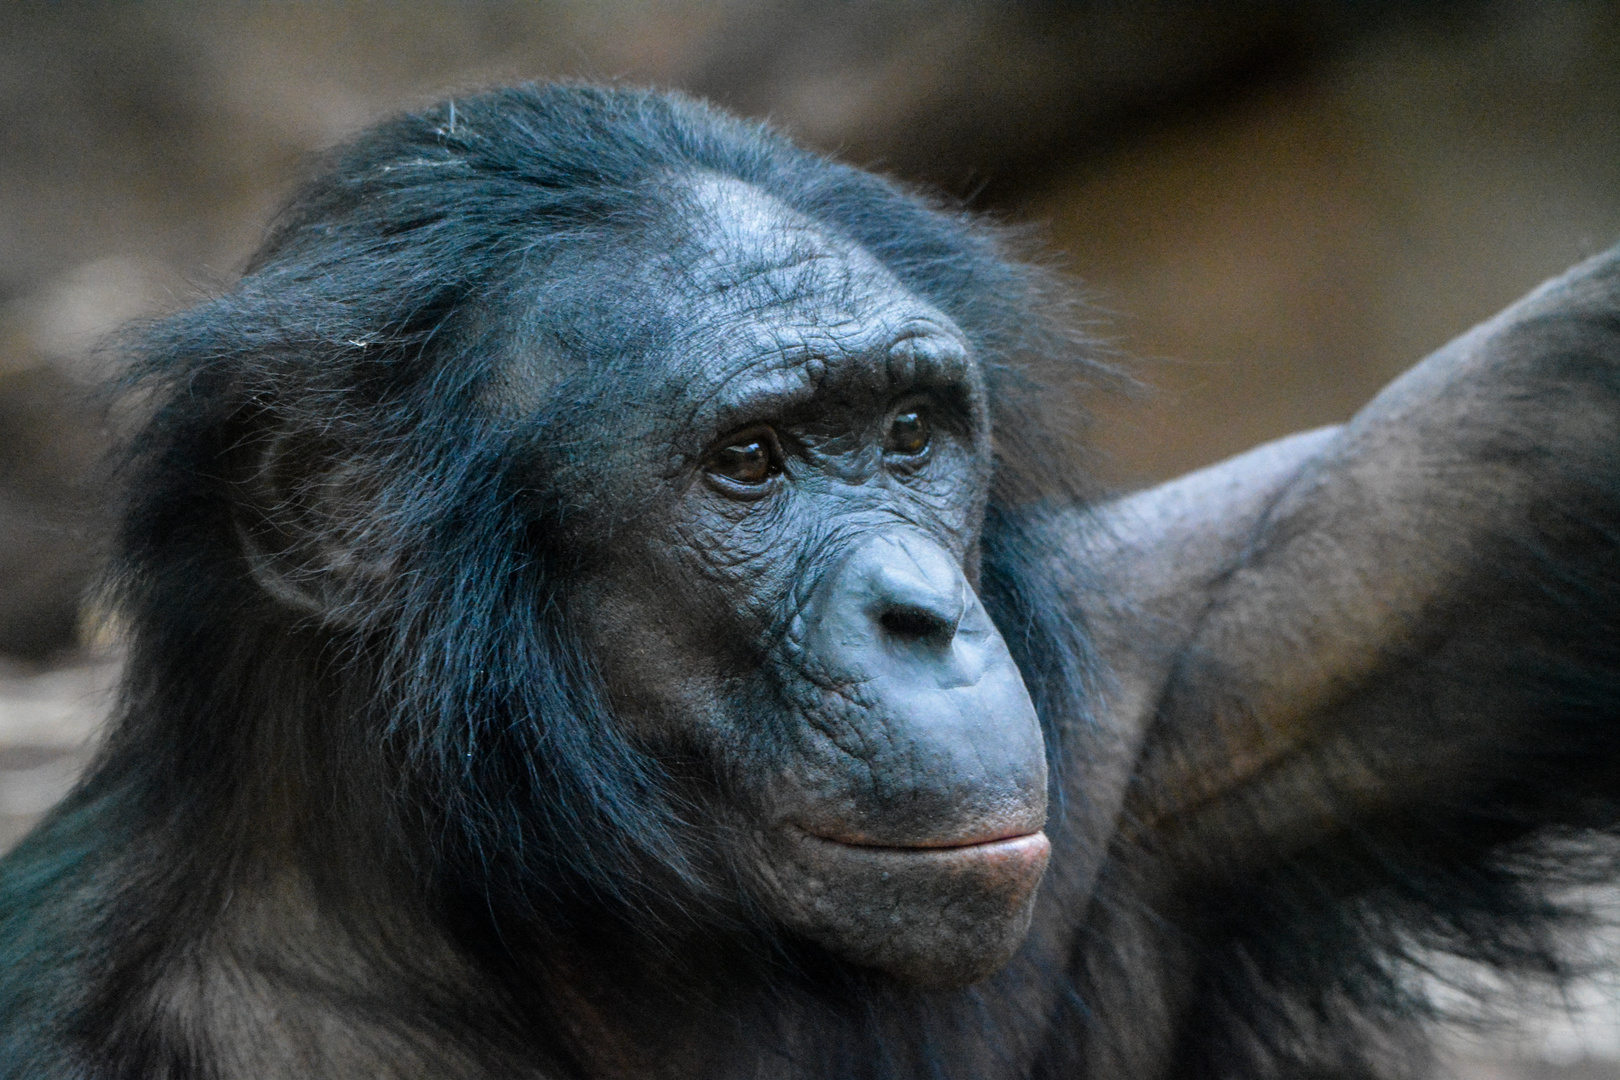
[105,83,1102,932]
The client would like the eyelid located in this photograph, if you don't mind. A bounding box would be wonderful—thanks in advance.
[707,424,780,461]
[701,424,784,498]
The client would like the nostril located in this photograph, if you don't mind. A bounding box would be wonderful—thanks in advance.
[879,604,956,645]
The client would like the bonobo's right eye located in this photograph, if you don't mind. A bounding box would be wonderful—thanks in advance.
[885,409,931,458]
[706,427,782,490]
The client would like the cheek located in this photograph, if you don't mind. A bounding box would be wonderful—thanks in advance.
[659,495,841,658]
[568,530,798,749]
[911,444,991,540]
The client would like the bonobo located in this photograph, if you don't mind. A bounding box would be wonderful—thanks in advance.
[4,84,1620,1080]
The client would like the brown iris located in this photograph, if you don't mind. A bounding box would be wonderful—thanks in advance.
[885,410,930,457]
[709,432,778,485]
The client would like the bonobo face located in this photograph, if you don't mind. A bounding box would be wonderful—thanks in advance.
[555,177,1048,986]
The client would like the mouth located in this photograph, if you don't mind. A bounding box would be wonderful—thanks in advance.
[796,827,1052,866]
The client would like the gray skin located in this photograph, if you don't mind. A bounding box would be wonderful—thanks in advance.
[505,175,1051,987]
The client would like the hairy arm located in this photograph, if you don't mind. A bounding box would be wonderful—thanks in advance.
[1082,243,1620,891]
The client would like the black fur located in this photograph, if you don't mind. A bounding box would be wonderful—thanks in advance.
[2,83,1618,1079]
[0,85,1100,1077]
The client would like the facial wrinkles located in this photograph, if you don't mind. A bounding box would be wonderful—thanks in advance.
[667,175,971,446]
[617,179,992,690]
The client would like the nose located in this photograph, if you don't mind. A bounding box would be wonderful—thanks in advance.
[866,537,968,651]
[806,532,996,688]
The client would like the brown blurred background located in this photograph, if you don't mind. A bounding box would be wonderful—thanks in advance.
[2,2,1619,1074]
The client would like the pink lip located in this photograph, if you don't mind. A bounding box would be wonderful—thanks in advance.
[800,828,1050,857]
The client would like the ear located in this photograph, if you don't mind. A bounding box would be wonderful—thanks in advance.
[234,425,396,626]
[1074,242,1620,880]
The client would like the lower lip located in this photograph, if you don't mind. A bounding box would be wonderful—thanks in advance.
[802,830,1051,861]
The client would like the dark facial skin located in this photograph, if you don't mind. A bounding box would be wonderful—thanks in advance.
[557,177,1050,986]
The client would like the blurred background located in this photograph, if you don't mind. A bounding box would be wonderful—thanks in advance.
[2,2,1619,1075]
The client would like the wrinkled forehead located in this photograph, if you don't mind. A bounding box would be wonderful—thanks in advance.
[670,175,905,318]
[492,174,974,434]
[650,175,974,409]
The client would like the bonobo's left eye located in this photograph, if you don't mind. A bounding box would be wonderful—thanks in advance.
[706,426,782,491]
[885,409,931,458]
